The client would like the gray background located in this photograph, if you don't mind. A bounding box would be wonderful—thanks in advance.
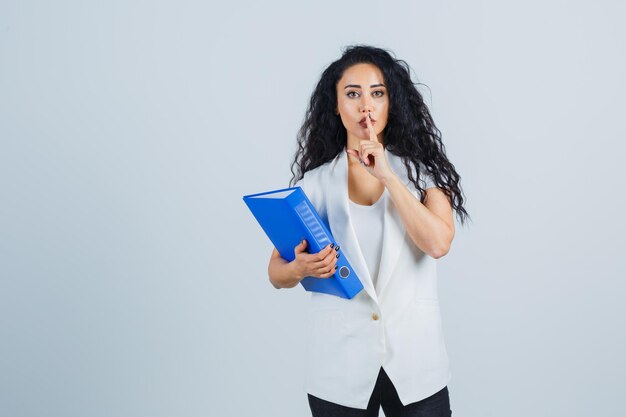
[1,1,625,416]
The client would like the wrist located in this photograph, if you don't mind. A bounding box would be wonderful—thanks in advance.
[380,170,399,187]
[289,260,304,282]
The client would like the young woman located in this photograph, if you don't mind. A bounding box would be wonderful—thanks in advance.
[267,45,469,417]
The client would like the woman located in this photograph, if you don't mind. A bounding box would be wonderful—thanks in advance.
[268,45,469,417]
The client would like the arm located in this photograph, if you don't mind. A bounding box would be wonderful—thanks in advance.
[349,113,455,259]
[381,173,455,259]
[268,247,302,289]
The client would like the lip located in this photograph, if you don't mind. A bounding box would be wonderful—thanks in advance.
[359,116,376,123]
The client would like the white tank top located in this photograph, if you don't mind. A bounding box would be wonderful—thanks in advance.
[348,191,386,289]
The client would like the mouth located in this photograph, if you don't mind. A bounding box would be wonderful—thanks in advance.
[359,116,376,123]
[359,116,376,128]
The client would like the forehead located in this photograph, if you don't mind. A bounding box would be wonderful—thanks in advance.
[338,63,385,84]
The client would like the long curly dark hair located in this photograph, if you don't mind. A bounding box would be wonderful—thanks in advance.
[289,44,470,226]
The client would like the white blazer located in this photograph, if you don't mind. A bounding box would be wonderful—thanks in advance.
[296,147,451,409]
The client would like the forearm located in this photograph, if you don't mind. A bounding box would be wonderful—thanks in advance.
[381,173,453,258]
[268,257,303,289]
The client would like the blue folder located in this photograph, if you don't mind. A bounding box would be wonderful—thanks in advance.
[243,186,363,299]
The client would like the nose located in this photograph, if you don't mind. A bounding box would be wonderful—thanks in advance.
[360,96,373,113]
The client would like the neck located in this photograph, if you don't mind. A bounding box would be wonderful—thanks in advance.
[346,133,385,151]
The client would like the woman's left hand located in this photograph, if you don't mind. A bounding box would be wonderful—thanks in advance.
[346,112,394,181]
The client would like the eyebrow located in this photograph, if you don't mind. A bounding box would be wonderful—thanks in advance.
[344,83,386,89]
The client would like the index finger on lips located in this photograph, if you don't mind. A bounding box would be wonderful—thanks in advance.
[367,112,377,142]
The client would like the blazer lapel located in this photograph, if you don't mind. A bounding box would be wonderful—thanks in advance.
[375,151,408,296]
[325,149,379,304]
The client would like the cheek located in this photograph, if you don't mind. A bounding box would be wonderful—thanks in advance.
[338,100,352,114]
[381,104,389,122]
[378,110,389,131]
[338,113,351,129]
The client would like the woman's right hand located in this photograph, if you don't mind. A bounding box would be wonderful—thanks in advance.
[292,240,340,280]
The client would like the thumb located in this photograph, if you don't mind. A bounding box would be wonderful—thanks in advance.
[294,239,308,254]
[347,149,359,159]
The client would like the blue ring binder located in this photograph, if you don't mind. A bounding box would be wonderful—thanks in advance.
[243,186,364,299]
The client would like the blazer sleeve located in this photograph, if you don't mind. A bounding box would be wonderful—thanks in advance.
[418,162,437,190]
[294,172,324,218]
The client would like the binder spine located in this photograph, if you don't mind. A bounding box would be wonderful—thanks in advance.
[291,195,353,299]
[292,200,332,253]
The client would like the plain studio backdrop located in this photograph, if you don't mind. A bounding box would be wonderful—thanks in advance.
[1,1,625,416]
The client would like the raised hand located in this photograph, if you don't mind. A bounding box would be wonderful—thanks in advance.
[346,112,394,181]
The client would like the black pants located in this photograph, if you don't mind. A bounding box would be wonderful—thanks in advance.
[308,367,451,417]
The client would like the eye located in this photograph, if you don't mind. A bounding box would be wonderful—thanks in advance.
[346,91,359,98]
[373,90,385,97]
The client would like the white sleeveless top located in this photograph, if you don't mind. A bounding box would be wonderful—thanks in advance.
[348,190,385,290]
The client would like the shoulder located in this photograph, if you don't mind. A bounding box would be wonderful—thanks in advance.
[387,152,436,191]
[295,156,338,208]
[416,162,437,190]
[296,157,337,187]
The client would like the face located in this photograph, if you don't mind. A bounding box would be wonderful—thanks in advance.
[335,63,389,146]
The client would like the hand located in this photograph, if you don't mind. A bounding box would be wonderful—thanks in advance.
[346,112,394,181]
[291,240,340,280]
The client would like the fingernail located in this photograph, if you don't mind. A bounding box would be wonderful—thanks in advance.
[334,245,340,251]
[336,253,340,258]
[329,243,334,249]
